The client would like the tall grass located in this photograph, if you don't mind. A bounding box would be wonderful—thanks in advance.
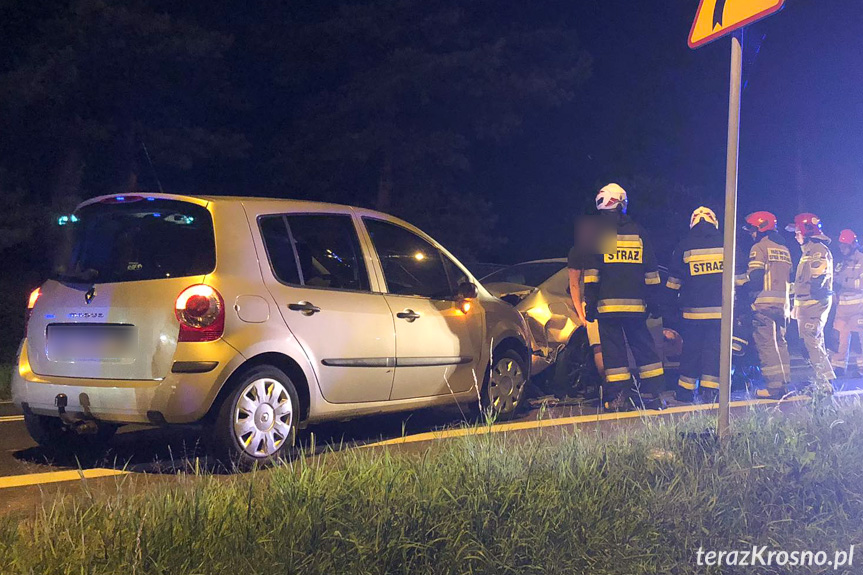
[2,400,863,574]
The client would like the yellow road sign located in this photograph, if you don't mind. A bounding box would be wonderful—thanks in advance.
[688,0,785,49]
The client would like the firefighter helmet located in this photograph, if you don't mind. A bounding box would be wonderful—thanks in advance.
[786,213,829,241]
[690,206,719,229]
[743,211,777,233]
[595,183,628,213]
[838,229,858,246]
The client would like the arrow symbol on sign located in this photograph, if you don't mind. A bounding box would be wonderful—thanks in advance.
[713,0,728,28]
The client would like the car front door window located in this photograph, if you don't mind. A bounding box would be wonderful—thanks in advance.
[363,219,454,300]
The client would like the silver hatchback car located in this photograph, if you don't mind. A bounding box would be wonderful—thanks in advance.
[13,193,530,465]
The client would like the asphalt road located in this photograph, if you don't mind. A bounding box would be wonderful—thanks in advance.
[1,371,862,515]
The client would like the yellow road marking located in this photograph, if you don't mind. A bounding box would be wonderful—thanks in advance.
[363,391,862,448]
[0,468,130,490]
[0,390,860,489]
[0,415,23,423]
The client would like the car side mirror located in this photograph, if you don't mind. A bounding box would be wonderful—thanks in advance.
[457,281,478,300]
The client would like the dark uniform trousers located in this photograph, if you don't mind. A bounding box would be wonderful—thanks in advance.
[677,319,721,391]
[599,316,665,397]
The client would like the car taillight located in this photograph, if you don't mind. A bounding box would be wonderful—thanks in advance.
[24,287,41,339]
[175,284,225,342]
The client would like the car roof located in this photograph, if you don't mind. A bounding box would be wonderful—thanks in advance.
[77,192,398,220]
[508,257,667,273]
[75,191,477,278]
[508,258,567,265]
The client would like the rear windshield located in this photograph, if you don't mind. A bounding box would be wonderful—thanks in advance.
[481,262,566,288]
[52,198,216,284]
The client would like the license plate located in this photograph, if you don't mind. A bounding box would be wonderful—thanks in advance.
[46,324,137,362]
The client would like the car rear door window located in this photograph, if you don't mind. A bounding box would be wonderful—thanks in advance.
[363,218,455,300]
[260,214,370,292]
[258,216,302,285]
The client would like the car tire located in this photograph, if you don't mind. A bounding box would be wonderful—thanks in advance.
[550,331,601,397]
[24,412,117,451]
[211,365,300,470]
[482,349,529,420]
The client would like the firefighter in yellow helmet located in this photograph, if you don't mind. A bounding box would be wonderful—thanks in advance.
[665,207,723,403]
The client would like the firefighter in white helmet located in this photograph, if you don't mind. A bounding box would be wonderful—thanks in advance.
[579,183,665,411]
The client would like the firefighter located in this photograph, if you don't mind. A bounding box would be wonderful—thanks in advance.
[582,183,665,411]
[666,207,723,403]
[741,211,793,399]
[787,213,836,391]
[831,229,863,375]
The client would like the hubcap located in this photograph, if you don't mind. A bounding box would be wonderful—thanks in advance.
[488,357,526,414]
[233,377,294,458]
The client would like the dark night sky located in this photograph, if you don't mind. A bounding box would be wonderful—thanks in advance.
[2,0,860,266]
[489,0,863,262]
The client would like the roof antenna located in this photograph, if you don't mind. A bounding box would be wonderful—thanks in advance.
[141,142,164,193]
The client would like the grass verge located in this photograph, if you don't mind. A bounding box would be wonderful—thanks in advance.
[0,363,12,401]
[2,400,863,574]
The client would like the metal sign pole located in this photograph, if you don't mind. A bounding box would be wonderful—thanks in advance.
[718,31,743,440]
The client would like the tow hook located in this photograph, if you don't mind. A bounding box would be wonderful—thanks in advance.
[54,393,98,434]
[71,420,100,435]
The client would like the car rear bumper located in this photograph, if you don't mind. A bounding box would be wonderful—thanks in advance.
[12,339,242,425]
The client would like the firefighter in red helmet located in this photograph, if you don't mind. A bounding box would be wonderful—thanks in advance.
[831,229,863,376]
[741,211,793,398]
[787,213,835,392]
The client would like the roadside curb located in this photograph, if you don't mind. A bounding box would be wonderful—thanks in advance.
[362,389,863,448]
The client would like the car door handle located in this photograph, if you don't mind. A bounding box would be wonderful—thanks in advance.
[288,301,321,316]
[396,309,421,322]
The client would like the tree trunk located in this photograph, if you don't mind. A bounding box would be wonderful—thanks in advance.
[119,122,140,194]
[376,153,392,211]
